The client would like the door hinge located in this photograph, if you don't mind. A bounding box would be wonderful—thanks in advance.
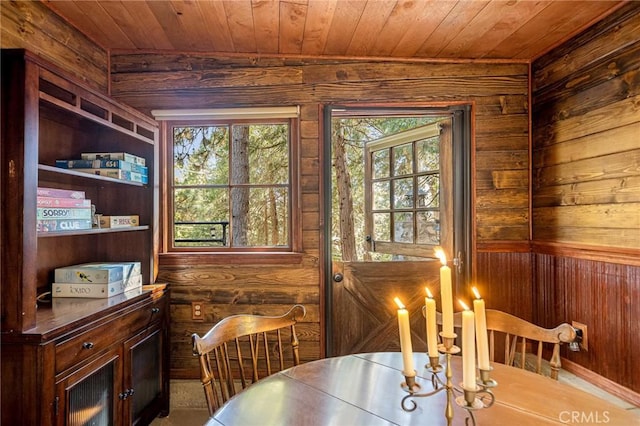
[54,396,59,416]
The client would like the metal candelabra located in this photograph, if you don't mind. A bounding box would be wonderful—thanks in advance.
[400,332,497,426]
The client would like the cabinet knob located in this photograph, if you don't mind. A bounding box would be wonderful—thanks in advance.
[151,307,160,314]
[82,342,95,349]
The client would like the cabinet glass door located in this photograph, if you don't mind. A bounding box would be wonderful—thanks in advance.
[124,327,166,424]
[58,352,121,426]
[68,363,114,426]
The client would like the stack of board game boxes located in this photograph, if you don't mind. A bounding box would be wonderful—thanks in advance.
[55,151,148,184]
[37,187,93,232]
[52,261,143,298]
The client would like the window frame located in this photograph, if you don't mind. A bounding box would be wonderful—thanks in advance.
[363,120,454,258]
[159,116,301,254]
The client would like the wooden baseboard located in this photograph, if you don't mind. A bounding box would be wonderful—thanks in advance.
[562,358,640,407]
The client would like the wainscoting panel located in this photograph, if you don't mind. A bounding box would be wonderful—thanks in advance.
[534,253,640,400]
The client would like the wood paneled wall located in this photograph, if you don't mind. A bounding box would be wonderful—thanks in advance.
[0,1,108,93]
[532,3,640,401]
[532,4,640,255]
[5,0,638,401]
[110,54,530,377]
[475,248,533,322]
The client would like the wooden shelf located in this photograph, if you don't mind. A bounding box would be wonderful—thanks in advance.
[38,225,149,238]
[38,164,145,187]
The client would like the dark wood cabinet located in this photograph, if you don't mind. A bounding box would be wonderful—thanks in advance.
[1,49,168,425]
[50,293,169,426]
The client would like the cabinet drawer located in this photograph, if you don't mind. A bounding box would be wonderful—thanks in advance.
[55,298,165,374]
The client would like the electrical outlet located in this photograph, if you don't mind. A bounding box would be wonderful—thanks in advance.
[572,321,588,351]
[192,302,205,321]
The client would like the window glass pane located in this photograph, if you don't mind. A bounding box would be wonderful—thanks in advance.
[416,137,439,172]
[417,211,440,244]
[174,188,229,247]
[373,213,390,241]
[393,178,414,209]
[174,126,229,185]
[417,175,439,208]
[372,150,390,179]
[246,124,289,184]
[372,181,390,210]
[394,212,414,243]
[392,143,413,176]
[231,187,289,247]
[171,118,293,251]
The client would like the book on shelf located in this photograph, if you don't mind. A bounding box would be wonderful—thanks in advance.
[68,168,148,184]
[54,261,141,284]
[52,274,143,298]
[80,152,146,166]
[37,207,93,220]
[37,197,91,208]
[56,159,148,175]
[99,215,140,228]
[37,219,92,232]
[37,186,85,199]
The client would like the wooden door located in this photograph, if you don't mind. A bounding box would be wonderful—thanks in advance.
[326,108,465,357]
[331,260,442,355]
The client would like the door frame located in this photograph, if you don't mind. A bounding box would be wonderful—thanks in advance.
[322,104,472,356]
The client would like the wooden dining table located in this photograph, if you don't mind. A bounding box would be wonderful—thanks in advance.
[207,352,638,425]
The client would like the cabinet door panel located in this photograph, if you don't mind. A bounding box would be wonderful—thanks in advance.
[123,325,168,425]
[55,350,122,426]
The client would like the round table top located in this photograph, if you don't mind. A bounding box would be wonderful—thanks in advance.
[208,352,638,426]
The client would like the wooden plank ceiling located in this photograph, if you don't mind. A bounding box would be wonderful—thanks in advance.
[43,0,624,61]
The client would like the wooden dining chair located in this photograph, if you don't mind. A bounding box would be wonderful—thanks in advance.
[192,304,306,415]
[434,309,576,380]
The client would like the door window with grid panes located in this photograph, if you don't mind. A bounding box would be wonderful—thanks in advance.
[364,121,453,258]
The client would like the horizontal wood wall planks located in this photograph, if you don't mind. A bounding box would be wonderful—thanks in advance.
[161,262,320,378]
[532,4,640,253]
[0,1,108,93]
[532,3,640,400]
[113,53,530,376]
[111,57,531,242]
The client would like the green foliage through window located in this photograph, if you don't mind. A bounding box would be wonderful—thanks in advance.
[331,116,441,261]
[171,121,291,249]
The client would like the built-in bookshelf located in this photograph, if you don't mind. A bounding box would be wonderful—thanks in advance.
[1,49,168,425]
[2,48,159,331]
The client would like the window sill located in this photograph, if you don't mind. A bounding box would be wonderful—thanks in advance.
[159,251,305,266]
